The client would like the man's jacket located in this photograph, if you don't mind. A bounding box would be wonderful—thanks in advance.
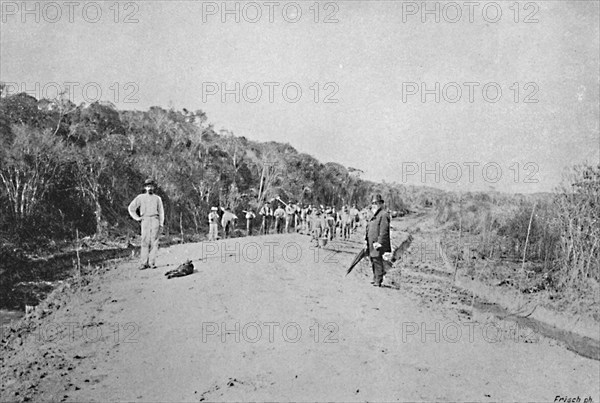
[365,208,391,257]
[208,212,219,224]
[128,193,164,226]
[285,205,295,216]
[221,211,237,228]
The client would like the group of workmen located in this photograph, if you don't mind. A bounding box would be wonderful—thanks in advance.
[129,178,393,287]
[204,199,366,241]
[255,200,364,240]
[207,206,238,241]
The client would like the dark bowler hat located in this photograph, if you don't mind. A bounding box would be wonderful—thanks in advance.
[143,178,156,187]
[371,194,384,204]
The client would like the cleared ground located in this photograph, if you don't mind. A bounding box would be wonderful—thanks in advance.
[1,225,599,402]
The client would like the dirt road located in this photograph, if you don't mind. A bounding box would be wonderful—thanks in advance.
[1,229,599,402]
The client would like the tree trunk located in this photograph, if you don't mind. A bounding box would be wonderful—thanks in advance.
[95,198,105,237]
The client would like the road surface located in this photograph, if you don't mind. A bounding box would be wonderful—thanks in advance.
[1,231,599,402]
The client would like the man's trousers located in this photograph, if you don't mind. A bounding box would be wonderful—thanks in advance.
[262,216,271,234]
[208,223,218,241]
[141,217,160,267]
[370,256,386,286]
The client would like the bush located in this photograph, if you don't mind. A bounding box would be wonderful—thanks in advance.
[554,164,600,287]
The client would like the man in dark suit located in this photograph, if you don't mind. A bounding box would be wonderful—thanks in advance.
[365,194,391,287]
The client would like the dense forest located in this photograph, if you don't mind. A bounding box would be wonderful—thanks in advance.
[1,88,598,296]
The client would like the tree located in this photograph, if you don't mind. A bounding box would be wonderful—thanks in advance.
[71,135,130,237]
[0,126,67,227]
[257,151,286,204]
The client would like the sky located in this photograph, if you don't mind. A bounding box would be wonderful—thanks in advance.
[1,0,599,193]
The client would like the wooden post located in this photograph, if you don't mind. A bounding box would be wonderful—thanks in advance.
[521,203,536,281]
[452,197,463,284]
[76,228,81,279]
[180,212,184,244]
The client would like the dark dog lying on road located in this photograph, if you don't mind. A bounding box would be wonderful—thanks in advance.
[165,260,194,279]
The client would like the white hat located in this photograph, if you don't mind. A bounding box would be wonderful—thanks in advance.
[211,206,218,211]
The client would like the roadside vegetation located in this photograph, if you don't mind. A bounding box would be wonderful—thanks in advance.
[433,165,599,318]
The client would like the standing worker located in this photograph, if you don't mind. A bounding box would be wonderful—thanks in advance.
[221,207,237,239]
[311,208,324,242]
[285,200,296,233]
[244,209,256,236]
[274,203,286,234]
[325,206,336,240]
[259,201,273,235]
[340,205,352,240]
[300,204,311,234]
[365,194,391,287]
[128,178,165,270]
[294,202,301,231]
[350,204,360,233]
[208,206,220,241]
